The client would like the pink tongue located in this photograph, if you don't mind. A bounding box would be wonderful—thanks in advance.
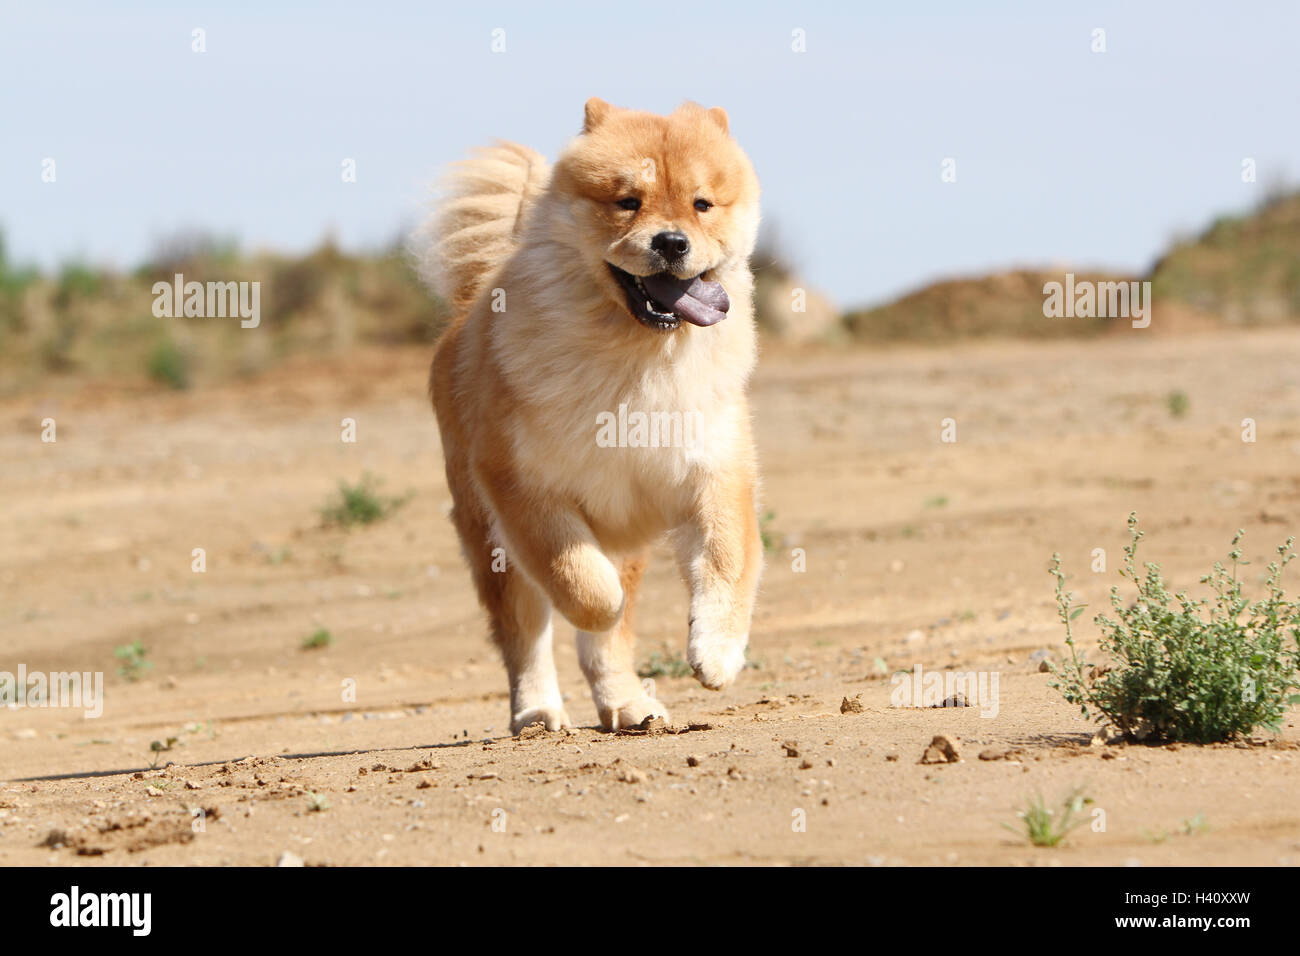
[641,274,730,327]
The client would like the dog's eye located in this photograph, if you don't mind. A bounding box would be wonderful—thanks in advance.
[616,197,641,211]
[694,198,713,212]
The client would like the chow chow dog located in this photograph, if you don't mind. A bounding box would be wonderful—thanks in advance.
[418,98,762,733]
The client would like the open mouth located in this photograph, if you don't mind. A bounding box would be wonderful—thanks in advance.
[606,263,730,331]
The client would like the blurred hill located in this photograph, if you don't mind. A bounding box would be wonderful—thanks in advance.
[1150,191,1300,326]
[0,235,446,393]
[842,190,1300,342]
[1,191,1296,393]
[844,268,1131,342]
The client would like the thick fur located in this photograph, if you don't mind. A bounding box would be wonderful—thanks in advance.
[414,141,550,315]
[419,99,763,733]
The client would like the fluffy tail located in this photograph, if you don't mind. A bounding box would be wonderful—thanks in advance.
[412,141,550,316]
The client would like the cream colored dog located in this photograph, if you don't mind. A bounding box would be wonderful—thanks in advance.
[418,98,763,733]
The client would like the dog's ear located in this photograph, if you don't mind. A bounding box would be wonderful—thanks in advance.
[583,97,612,133]
[678,101,730,135]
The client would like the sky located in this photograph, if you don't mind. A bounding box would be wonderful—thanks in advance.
[1,0,1297,310]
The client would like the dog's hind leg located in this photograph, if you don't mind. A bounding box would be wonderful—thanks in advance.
[450,485,570,735]
[577,554,671,731]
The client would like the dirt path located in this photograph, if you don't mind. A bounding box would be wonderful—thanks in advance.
[2,330,1299,865]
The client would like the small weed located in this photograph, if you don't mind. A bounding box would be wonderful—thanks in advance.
[759,510,779,552]
[114,639,153,681]
[305,791,330,812]
[319,473,410,528]
[301,627,333,651]
[1004,787,1092,847]
[147,736,179,769]
[924,494,949,509]
[638,647,692,679]
[1166,390,1190,418]
[1144,813,1208,844]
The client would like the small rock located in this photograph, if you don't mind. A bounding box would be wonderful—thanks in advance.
[276,851,305,867]
[781,740,800,758]
[919,735,960,764]
[686,755,702,767]
[1089,724,1122,747]
[840,695,864,714]
[38,829,70,849]
[931,694,968,709]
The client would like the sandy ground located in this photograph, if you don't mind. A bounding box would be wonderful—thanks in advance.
[2,328,1299,866]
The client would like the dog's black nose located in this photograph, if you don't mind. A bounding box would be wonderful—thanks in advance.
[651,230,690,261]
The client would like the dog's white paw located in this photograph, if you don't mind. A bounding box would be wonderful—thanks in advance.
[510,704,572,736]
[688,635,747,690]
[595,693,670,732]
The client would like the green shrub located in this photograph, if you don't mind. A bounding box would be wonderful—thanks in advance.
[54,261,102,306]
[1050,514,1300,743]
[319,473,409,528]
[147,338,191,389]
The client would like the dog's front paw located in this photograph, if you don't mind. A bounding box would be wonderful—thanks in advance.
[595,693,670,732]
[510,704,572,736]
[688,633,747,690]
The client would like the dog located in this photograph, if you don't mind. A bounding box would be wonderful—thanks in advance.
[418,98,763,733]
